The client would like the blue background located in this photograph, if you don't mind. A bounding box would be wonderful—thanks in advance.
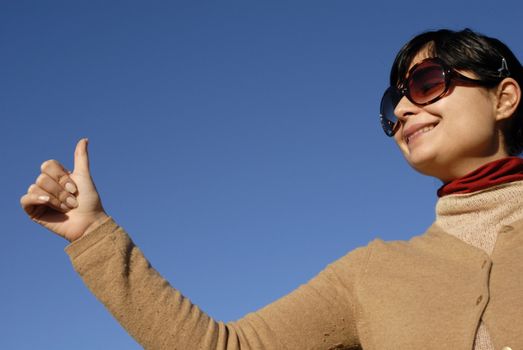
[2,1,522,348]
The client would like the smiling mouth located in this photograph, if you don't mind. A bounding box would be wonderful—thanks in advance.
[405,124,437,144]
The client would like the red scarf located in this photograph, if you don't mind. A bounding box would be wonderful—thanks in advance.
[437,157,523,197]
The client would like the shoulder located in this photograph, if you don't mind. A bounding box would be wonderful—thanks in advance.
[323,227,434,279]
[330,224,458,279]
[367,223,454,259]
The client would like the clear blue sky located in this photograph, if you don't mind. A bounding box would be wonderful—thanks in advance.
[2,1,522,348]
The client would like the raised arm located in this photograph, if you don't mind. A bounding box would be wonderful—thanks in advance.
[21,140,364,349]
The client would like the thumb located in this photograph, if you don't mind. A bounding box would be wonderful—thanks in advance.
[73,138,90,176]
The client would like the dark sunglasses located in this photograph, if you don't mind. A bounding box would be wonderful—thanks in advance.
[379,57,504,137]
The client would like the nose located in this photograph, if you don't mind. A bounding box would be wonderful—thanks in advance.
[394,95,423,123]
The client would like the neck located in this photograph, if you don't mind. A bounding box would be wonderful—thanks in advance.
[437,156,523,197]
[419,153,511,183]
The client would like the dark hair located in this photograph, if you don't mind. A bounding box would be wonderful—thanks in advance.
[390,28,523,155]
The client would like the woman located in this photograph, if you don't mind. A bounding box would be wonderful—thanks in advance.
[21,28,523,349]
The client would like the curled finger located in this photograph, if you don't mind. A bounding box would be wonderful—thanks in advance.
[40,159,77,194]
[35,173,78,209]
[25,184,70,213]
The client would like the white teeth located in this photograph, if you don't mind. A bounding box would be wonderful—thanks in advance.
[406,125,435,143]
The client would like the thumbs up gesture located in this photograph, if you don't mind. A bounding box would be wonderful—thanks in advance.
[20,139,109,242]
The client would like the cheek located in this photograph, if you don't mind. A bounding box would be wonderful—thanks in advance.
[443,101,496,139]
[434,101,499,158]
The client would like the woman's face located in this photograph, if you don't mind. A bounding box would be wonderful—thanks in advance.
[393,51,508,182]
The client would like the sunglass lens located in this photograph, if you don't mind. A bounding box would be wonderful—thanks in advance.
[380,87,402,136]
[408,62,446,104]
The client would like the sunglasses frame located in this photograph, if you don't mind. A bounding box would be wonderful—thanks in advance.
[380,57,497,137]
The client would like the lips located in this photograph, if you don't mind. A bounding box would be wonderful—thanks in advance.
[403,122,439,144]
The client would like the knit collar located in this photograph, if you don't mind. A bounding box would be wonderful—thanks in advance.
[435,179,523,254]
[437,157,523,197]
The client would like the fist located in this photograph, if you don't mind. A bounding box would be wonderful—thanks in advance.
[20,139,109,242]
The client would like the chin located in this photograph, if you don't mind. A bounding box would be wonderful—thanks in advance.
[409,159,439,177]
[404,149,445,179]
[398,136,465,181]
[406,152,477,182]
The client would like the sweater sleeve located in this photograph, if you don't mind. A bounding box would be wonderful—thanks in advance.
[65,218,368,349]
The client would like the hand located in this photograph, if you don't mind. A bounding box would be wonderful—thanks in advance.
[20,139,109,242]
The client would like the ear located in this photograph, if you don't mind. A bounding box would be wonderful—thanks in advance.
[495,77,521,122]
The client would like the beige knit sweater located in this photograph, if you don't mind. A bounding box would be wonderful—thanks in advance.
[436,180,523,350]
[66,182,523,349]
